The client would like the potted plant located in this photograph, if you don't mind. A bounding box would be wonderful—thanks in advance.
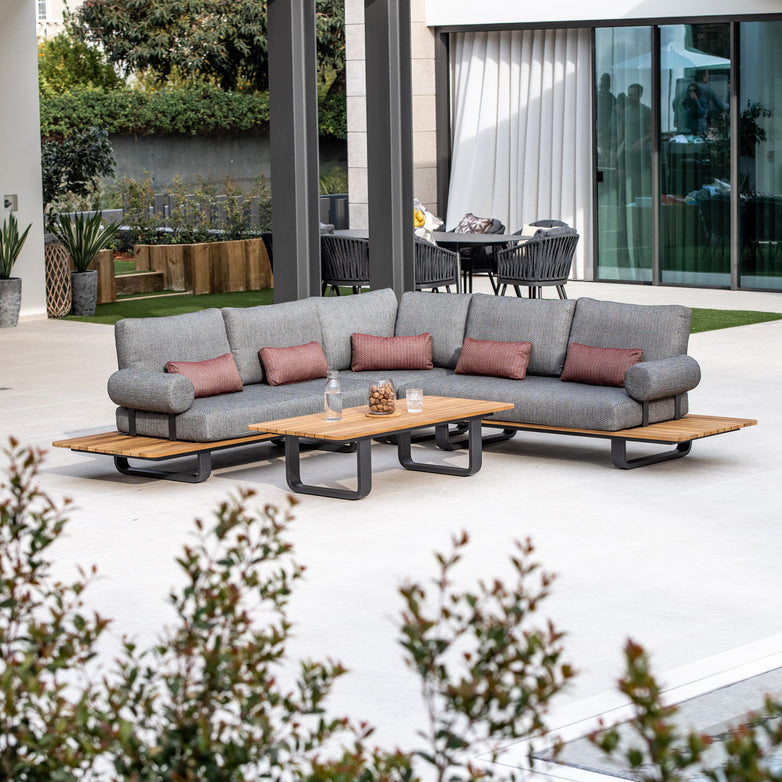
[51,211,119,316]
[0,214,32,327]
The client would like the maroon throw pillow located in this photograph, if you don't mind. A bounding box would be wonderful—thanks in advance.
[259,341,329,386]
[455,337,532,380]
[560,343,644,387]
[351,333,433,372]
[164,353,243,398]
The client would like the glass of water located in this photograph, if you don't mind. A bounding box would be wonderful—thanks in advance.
[405,388,423,413]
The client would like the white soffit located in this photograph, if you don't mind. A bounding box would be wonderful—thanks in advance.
[425,0,782,26]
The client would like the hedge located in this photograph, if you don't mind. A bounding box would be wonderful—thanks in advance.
[40,85,347,140]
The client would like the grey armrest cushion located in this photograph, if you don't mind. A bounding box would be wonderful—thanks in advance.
[107,369,195,414]
[624,355,701,402]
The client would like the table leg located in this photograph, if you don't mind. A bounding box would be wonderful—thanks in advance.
[284,436,373,499]
[397,418,483,476]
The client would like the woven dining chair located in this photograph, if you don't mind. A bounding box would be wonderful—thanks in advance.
[414,238,461,293]
[320,235,370,295]
[496,226,579,299]
[450,217,505,293]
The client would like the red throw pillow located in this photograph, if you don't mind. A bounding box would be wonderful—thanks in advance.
[455,337,532,380]
[164,353,243,398]
[259,341,329,386]
[560,343,643,387]
[351,333,433,372]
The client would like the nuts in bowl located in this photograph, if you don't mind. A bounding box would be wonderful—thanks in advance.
[368,379,396,414]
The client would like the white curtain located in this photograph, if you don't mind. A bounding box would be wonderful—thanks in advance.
[446,29,593,279]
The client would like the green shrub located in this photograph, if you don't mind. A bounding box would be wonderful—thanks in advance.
[40,86,345,140]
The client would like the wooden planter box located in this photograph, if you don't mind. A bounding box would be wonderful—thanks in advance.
[133,238,273,296]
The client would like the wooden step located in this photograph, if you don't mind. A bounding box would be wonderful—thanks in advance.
[116,271,165,295]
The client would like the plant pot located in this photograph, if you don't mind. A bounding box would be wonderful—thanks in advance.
[70,270,98,316]
[0,277,22,327]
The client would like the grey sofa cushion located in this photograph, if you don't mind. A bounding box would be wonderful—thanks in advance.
[222,298,322,385]
[624,355,701,401]
[115,309,231,372]
[108,368,194,414]
[464,294,576,377]
[569,298,691,360]
[316,288,398,371]
[396,291,472,369]
[414,373,644,431]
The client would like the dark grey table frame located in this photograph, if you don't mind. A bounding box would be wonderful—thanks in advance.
[284,417,485,500]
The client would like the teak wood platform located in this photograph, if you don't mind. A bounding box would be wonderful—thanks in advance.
[481,414,757,469]
[52,431,276,483]
[53,410,757,483]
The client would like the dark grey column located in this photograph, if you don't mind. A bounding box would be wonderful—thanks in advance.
[434,30,451,220]
[364,0,415,295]
[268,0,321,302]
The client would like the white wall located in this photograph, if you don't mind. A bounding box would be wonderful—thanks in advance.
[2,0,47,319]
[426,0,782,26]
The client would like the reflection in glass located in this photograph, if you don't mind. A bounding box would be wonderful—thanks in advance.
[659,23,731,285]
[595,27,653,281]
[739,22,782,290]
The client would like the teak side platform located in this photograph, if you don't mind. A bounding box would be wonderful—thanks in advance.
[481,414,757,469]
[53,412,757,483]
[52,431,276,483]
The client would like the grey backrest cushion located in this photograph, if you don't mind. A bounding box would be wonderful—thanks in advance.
[115,309,231,372]
[396,291,472,368]
[569,298,691,360]
[315,288,399,370]
[465,294,577,376]
[222,297,322,385]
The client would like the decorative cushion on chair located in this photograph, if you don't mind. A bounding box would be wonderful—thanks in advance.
[165,353,243,398]
[453,213,494,234]
[259,341,329,386]
[351,333,433,371]
[560,343,643,387]
[455,337,532,380]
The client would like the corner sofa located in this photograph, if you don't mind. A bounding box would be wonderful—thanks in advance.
[107,288,702,469]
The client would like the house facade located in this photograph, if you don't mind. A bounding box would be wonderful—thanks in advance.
[348,0,782,291]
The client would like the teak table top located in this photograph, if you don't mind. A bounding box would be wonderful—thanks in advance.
[248,396,514,441]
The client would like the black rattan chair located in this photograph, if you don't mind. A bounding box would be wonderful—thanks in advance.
[496,226,579,299]
[414,238,461,293]
[321,235,370,295]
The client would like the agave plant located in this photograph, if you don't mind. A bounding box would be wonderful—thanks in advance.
[51,210,120,272]
[0,214,32,279]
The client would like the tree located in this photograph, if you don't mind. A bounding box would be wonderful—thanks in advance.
[41,127,116,228]
[38,31,122,94]
[74,0,345,93]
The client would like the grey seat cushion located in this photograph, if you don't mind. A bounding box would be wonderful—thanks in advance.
[414,373,645,431]
[315,288,399,370]
[395,291,472,369]
[222,297,323,385]
[464,294,576,377]
[115,308,231,372]
[569,298,691,360]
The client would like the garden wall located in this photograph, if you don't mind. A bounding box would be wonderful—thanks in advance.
[109,132,346,192]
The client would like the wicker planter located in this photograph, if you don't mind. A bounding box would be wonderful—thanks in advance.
[0,277,22,328]
[45,237,72,318]
[70,270,98,316]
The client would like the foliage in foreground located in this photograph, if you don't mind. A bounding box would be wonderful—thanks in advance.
[590,639,782,782]
[0,439,572,781]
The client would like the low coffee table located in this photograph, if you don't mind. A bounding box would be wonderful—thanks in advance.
[248,395,514,500]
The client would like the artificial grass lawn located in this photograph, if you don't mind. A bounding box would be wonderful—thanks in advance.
[66,289,782,333]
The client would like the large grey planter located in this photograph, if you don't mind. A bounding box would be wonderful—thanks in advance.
[0,277,22,328]
[70,270,98,316]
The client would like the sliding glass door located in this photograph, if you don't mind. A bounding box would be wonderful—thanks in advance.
[659,23,731,286]
[595,27,653,281]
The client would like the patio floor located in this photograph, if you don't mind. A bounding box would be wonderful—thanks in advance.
[2,279,782,775]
